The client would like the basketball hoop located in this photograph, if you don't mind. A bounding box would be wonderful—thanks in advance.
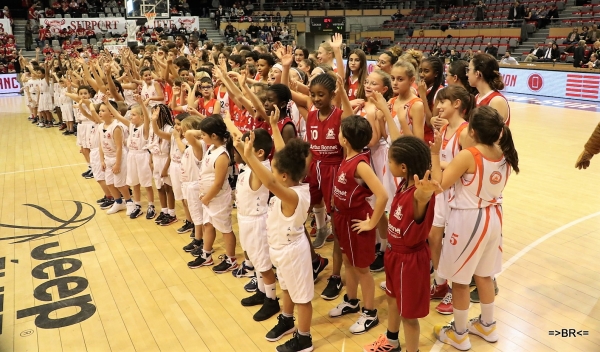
[144,12,156,28]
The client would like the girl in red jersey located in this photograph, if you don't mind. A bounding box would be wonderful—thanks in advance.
[188,77,221,117]
[328,115,388,335]
[363,136,437,352]
[417,56,445,144]
[344,49,367,104]
[467,53,510,125]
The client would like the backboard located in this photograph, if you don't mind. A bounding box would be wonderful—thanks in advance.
[125,0,170,19]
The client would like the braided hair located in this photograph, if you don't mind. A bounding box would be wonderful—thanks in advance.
[310,72,337,93]
[155,104,174,130]
[267,84,293,118]
[389,136,431,180]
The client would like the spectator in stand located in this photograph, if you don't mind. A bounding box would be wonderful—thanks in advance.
[45,7,55,18]
[28,3,40,20]
[431,41,442,57]
[448,48,461,62]
[539,42,559,62]
[38,25,50,48]
[51,1,61,15]
[500,52,519,65]
[214,5,223,30]
[175,34,191,55]
[581,26,590,42]
[449,15,460,29]
[284,11,293,24]
[199,28,208,43]
[25,20,34,50]
[524,42,544,62]
[586,53,600,69]
[587,25,600,44]
[475,1,486,21]
[76,25,86,40]
[69,0,79,17]
[574,40,586,68]
[537,5,548,28]
[61,1,70,16]
[235,5,245,19]
[245,2,254,16]
[484,42,498,58]
[508,1,524,27]
[547,5,559,25]
[86,28,95,41]
[391,9,404,21]
[463,48,474,62]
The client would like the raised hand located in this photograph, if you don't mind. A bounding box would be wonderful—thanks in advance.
[243,131,256,158]
[369,91,388,111]
[269,105,281,125]
[331,32,343,50]
[418,80,428,99]
[134,94,143,104]
[429,129,442,154]
[281,45,294,67]
[413,170,442,193]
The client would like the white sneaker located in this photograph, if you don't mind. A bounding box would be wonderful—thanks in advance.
[106,201,127,214]
[379,281,387,291]
[328,294,360,317]
[37,122,45,127]
[468,315,499,343]
[349,308,379,335]
[125,202,135,216]
[434,322,472,351]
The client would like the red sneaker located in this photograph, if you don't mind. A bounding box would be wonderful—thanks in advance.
[430,281,449,300]
[436,291,453,315]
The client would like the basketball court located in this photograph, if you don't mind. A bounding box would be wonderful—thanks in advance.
[0,95,599,351]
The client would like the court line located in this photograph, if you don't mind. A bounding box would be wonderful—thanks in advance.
[0,163,88,176]
[429,211,600,352]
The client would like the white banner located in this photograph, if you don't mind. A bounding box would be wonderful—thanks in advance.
[41,17,127,35]
[0,74,21,94]
[499,67,600,102]
[0,18,12,35]
[104,44,128,54]
[147,16,200,31]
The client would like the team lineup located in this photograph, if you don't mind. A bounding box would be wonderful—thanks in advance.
[16,32,519,352]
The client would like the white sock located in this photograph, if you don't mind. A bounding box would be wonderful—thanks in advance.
[265,282,276,300]
[282,312,293,318]
[244,259,253,268]
[453,308,468,334]
[298,330,310,337]
[161,208,168,214]
[314,207,326,229]
[257,274,266,293]
[480,303,494,325]
[168,209,175,216]
[135,201,140,206]
[379,238,387,251]
[434,270,447,285]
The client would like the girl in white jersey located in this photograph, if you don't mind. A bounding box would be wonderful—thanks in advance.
[103,95,156,220]
[421,106,519,350]
[65,85,96,178]
[191,115,238,274]
[428,86,473,316]
[243,132,314,352]
[467,54,510,125]
[140,67,165,108]
[56,74,75,135]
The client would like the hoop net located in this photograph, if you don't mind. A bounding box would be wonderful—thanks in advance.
[144,12,156,27]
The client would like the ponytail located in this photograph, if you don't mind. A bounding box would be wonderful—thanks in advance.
[490,70,505,91]
[499,125,519,174]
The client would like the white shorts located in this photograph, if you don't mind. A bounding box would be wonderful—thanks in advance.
[104,154,128,188]
[38,94,53,112]
[438,206,503,285]
[269,237,314,304]
[432,190,450,228]
[183,181,203,225]
[54,93,61,108]
[28,94,38,108]
[152,154,171,189]
[90,148,105,181]
[61,103,74,122]
[202,192,233,233]
[77,123,94,149]
[170,162,183,200]
[127,150,153,188]
[239,214,271,272]
[371,143,397,212]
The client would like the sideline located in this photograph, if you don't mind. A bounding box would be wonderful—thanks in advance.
[0,163,88,176]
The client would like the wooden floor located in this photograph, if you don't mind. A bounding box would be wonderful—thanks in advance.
[1,95,600,352]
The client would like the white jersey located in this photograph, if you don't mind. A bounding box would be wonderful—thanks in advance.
[199,145,231,197]
[92,91,105,105]
[39,79,50,96]
[440,122,468,163]
[123,88,136,107]
[75,102,93,123]
[449,147,510,210]
[89,124,100,149]
[236,161,271,217]
[180,141,206,183]
[170,135,186,164]
[148,124,173,155]
[100,120,127,158]
[266,183,311,249]
[59,87,72,105]
[290,101,306,141]
[127,123,148,151]
[141,81,160,107]
[28,79,40,96]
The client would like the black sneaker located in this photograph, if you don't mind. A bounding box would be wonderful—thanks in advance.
[191,245,204,257]
[31,117,38,124]
[155,212,166,224]
[369,251,385,272]
[321,275,343,300]
[276,332,312,352]
[212,255,239,274]
[188,252,214,268]
[312,254,329,282]
[82,169,92,177]
[232,261,255,278]
[99,198,115,210]
[129,205,143,219]
[97,196,108,204]
[177,220,194,233]
[146,205,156,220]
[254,297,281,322]
[84,171,94,179]
[189,227,195,238]
[266,314,296,342]
[244,276,258,292]
[241,290,266,307]
[160,214,177,226]
[183,238,203,252]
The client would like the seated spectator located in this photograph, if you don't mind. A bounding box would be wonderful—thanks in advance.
[524,42,544,62]
[463,48,474,62]
[448,49,461,62]
[587,25,600,44]
[284,11,292,24]
[537,5,548,28]
[52,1,62,14]
[581,26,589,41]
[170,6,179,15]
[391,9,404,21]
[484,42,498,58]
[539,42,559,62]
[586,53,600,69]
[500,52,519,65]
[574,40,586,68]
[224,21,235,37]
[76,25,86,39]
[199,28,208,42]
[45,7,55,18]
[431,41,442,57]
[449,15,460,29]
[245,2,254,16]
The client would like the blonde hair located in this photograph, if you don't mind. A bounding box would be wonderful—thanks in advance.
[130,103,143,117]
[180,115,202,131]
[400,49,423,70]
[319,42,334,57]
[393,60,417,79]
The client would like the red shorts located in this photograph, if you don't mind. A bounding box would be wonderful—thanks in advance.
[384,242,431,319]
[334,208,376,268]
[308,160,339,213]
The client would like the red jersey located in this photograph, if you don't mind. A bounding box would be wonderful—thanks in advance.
[76,27,86,36]
[347,77,359,100]
[86,29,94,37]
[197,98,217,116]
[261,116,296,137]
[476,90,511,126]
[42,47,54,55]
[306,106,344,163]
[388,182,435,249]
[39,28,49,40]
[231,105,255,134]
[333,152,373,212]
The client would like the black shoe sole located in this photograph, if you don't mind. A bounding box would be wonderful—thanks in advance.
[160,219,177,226]
[130,211,144,219]
[176,226,193,234]
[265,327,296,342]
[146,212,156,220]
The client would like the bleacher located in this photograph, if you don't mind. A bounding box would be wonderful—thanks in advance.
[397,35,520,58]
